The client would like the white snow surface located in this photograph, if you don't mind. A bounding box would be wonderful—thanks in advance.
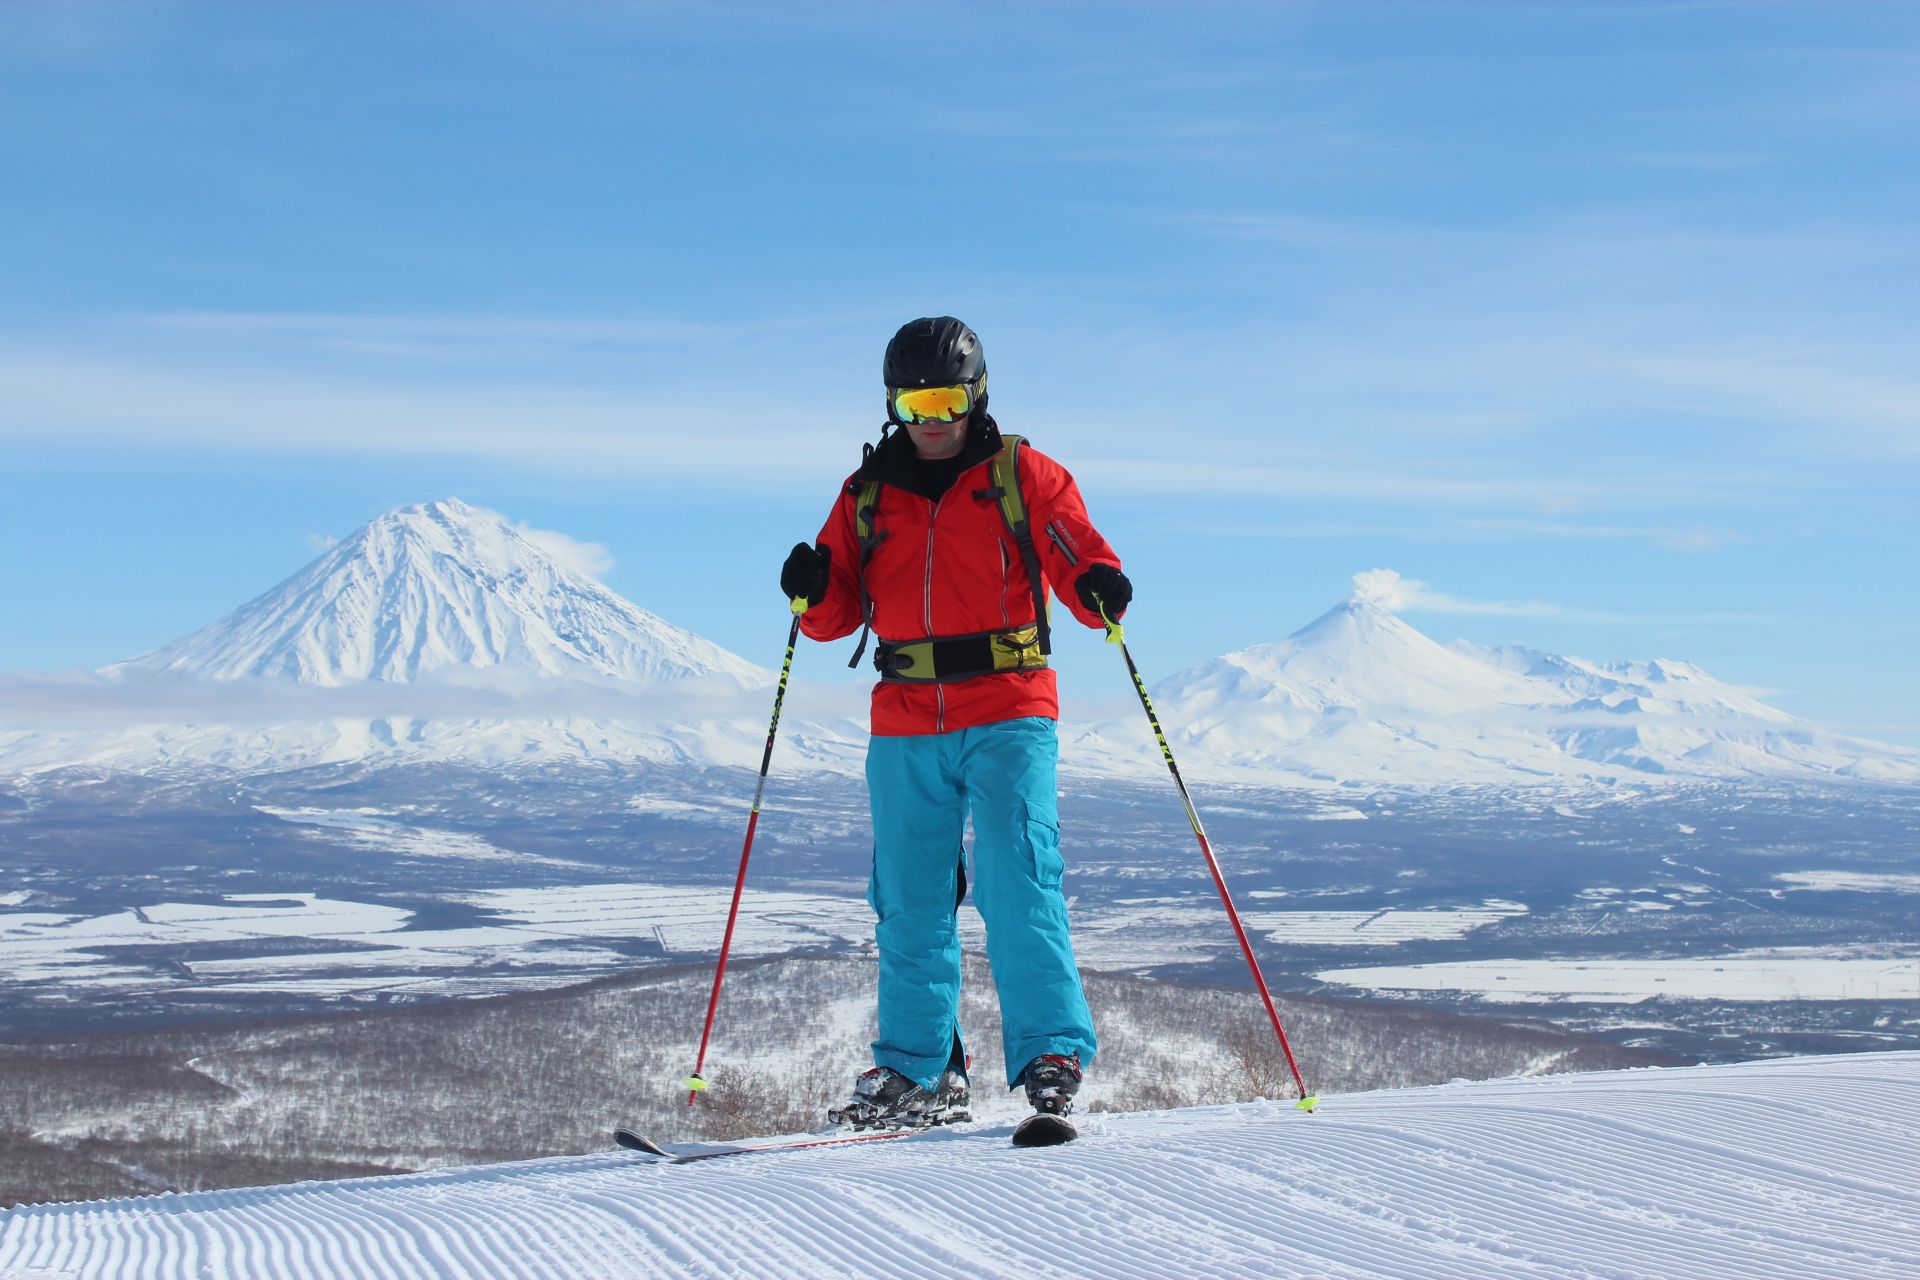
[4,1052,1916,1279]
[1318,953,1920,1003]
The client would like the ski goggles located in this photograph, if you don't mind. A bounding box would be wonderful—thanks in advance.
[890,382,976,424]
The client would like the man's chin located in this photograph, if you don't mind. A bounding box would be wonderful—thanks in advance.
[911,431,964,458]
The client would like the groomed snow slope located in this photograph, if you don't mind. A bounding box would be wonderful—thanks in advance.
[5,1052,1916,1279]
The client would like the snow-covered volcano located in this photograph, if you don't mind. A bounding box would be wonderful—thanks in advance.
[1068,575,1920,788]
[110,499,765,687]
[0,500,864,777]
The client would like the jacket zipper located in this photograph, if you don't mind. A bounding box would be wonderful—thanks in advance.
[998,541,1011,629]
[1045,520,1079,567]
[925,495,944,734]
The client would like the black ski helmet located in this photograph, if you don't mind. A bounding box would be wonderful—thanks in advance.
[884,316,986,391]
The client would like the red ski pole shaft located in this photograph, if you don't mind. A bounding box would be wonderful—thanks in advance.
[686,601,807,1107]
[1098,602,1315,1109]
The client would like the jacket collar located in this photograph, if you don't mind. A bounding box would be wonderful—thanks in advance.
[854,413,1004,489]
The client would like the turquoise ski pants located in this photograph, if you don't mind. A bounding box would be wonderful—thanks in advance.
[865,715,1097,1090]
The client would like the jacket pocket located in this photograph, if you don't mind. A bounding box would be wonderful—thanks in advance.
[1022,798,1065,890]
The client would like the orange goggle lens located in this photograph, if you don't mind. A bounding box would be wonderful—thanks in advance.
[891,383,973,423]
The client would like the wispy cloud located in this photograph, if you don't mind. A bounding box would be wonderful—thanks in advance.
[1464,519,1747,554]
[1347,568,1563,617]
[1601,150,1769,173]
[0,332,1759,512]
[0,1,164,67]
[10,174,1920,515]
[0,343,841,474]
[1157,516,1746,552]
[1613,351,1920,458]
[515,523,613,580]
[1342,569,1774,627]
[129,309,819,363]
[5,321,1904,524]
[1082,457,1610,506]
[1111,206,1920,466]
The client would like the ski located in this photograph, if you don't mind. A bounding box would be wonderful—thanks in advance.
[1011,1113,1078,1148]
[613,1125,925,1164]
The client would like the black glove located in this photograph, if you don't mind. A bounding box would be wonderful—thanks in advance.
[781,542,831,607]
[1075,563,1132,619]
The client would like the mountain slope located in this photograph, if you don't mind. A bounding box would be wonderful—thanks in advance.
[1068,584,1920,787]
[3,1051,1913,1279]
[109,498,766,686]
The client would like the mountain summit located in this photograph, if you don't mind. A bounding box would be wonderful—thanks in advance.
[110,499,765,687]
[1073,574,1919,788]
[1161,598,1547,728]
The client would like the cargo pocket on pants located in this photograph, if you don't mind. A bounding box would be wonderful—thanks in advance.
[1022,799,1065,890]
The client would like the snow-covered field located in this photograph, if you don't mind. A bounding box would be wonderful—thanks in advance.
[0,883,881,1005]
[1242,900,1528,946]
[254,806,595,869]
[1318,951,1920,1002]
[3,1051,1914,1279]
[1777,870,1920,893]
[2,879,1547,1011]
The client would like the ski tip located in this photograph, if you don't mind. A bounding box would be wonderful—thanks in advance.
[1296,1095,1321,1114]
[613,1128,675,1158]
[1011,1113,1078,1148]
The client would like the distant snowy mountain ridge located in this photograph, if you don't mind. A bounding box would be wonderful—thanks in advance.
[1066,579,1919,787]
[1,501,1915,787]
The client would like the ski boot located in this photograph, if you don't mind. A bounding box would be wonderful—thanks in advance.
[1019,1053,1082,1117]
[931,1065,971,1125]
[829,1065,971,1130]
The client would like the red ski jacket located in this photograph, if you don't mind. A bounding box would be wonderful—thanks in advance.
[802,421,1122,737]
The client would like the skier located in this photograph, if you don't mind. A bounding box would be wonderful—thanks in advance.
[780,316,1131,1131]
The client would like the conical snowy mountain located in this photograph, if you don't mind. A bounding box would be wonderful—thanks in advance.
[109,499,765,687]
[1069,574,1920,788]
[0,501,865,778]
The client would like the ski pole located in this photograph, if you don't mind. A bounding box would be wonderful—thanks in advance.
[1097,599,1318,1112]
[684,596,808,1108]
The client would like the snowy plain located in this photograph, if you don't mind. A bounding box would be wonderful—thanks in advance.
[3,1051,1915,1279]
[28,877,1903,1014]
[1317,953,1920,1003]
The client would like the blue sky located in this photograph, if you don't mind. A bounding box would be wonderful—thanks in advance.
[3,2,1916,744]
